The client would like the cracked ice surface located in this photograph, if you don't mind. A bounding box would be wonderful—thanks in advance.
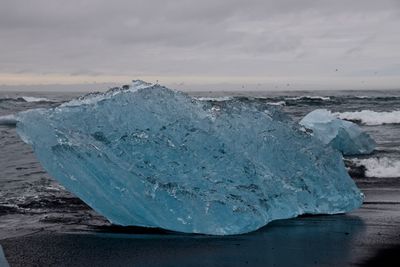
[15,81,363,235]
[300,109,376,156]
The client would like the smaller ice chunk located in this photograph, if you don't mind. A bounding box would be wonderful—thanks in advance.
[300,109,376,155]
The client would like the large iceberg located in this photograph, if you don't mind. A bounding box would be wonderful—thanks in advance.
[300,109,376,156]
[15,81,363,235]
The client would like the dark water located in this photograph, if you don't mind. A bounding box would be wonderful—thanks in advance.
[0,89,399,239]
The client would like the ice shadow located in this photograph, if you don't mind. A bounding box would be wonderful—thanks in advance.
[2,214,366,267]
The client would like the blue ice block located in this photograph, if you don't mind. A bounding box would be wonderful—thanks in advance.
[16,81,363,235]
[300,109,376,155]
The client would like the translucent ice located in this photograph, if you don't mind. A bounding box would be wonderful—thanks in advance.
[16,81,363,235]
[300,109,376,155]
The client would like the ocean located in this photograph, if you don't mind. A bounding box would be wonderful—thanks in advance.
[0,88,399,239]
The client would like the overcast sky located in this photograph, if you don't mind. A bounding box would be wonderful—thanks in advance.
[1,0,400,91]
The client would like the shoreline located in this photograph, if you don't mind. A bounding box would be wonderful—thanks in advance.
[1,185,399,267]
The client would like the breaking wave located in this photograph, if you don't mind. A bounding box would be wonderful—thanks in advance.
[0,96,55,103]
[334,110,400,125]
[195,96,234,102]
[284,96,331,101]
[350,157,400,178]
[267,101,286,106]
[0,114,17,126]
[21,96,53,102]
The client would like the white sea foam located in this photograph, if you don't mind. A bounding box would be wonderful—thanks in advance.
[267,101,286,106]
[351,157,400,178]
[196,96,233,101]
[0,114,17,126]
[21,96,53,102]
[0,96,54,103]
[334,110,400,125]
[285,96,331,101]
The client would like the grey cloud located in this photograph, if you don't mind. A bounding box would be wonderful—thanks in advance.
[0,0,399,87]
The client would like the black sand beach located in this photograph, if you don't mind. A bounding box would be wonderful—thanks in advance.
[1,184,399,267]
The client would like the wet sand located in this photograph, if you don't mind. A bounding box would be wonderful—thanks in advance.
[0,185,399,267]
